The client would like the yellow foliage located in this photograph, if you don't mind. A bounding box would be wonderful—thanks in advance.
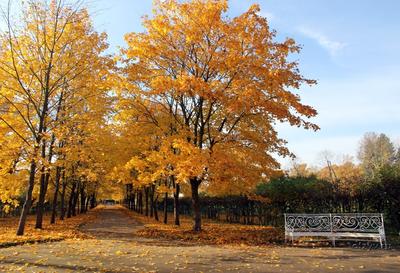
[121,0,318,198]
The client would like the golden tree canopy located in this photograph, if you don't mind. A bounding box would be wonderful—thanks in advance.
[122,0,318,195]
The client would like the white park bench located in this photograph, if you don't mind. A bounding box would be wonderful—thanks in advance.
[284,213,386,248]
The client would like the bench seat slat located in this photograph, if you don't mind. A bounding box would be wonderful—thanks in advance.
[286,232,381,238]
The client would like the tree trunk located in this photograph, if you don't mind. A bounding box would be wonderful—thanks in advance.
[139,191,143,214]
[80,184,86,213]
[35,168,50,229]
[130,191,137,211]
[90,194,96,209]
[60,172,67,220]
[190,178,201,232]
[150,185,154,217]
[72,183,79,216]
[135,191,138,210]
[153,193,159,221]
[16,161,37,236]
[85,196,90,211]
[163,191,168,224]
[67,182,76,218]
[174,183,180,226]
[50,167,62,224]
[36,124,61,228]
[145,187,149,216]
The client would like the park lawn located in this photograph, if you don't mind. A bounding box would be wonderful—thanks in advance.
[0,208,98,248]
[124,208,284,246]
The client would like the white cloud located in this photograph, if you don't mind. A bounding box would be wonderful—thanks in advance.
[298,26,346,56]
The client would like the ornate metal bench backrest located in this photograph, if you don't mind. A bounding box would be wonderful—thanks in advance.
[284,213,385,234]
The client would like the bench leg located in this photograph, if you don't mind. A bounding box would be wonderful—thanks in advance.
[332,236,335,247]
[379,237,385,249]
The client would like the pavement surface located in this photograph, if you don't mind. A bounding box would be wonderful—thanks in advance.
[0,206,399,272]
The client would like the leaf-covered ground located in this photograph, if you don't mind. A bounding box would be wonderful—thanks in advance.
[129,210,284,246]
[128,208,399,249]
[0,206,399,273]
[0,208,97,248]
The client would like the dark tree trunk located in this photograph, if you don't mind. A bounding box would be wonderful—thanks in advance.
[190,178,201,232]
[145,187,149,216]
[16,161,37,236]
[76,190,80,214]
[163,191,168,224]
[135,191,138,211]
[150,185,154,217]
[138,190,143,214]
[67,182,76,218]
[126,184,132,209]
[72,183,79,216]
[85,197,89,212]
[36,129,58,229]
[139,191,142,213]
[90,194,96,209]
[60,172,67,220]
[132,187,135,210]
[50,167,62,224]
[174,183,180,226]
[35,168,50,229]
[131,192,137,210]
[131,191,136,210]
[153,193,159,221]
[80,184,86,213]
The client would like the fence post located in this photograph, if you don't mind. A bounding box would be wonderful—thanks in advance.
[380,213,386,249]
[330,213,335,247]
[284,213,287,244]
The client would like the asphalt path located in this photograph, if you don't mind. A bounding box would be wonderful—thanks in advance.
[0,206,399,272]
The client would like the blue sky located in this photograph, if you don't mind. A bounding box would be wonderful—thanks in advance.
[89,0,400,167]
[3,0,400,167]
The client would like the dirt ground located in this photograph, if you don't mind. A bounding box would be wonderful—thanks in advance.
[0,206,399,273]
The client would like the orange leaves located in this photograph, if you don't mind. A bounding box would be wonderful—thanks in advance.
[120,0,318,199]
[170,138,208,183]
[0,208,98,247]
[317,161,364,196]
[133,210,283,246]
[124,135,208,187]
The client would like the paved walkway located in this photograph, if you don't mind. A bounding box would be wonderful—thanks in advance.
[0,206,399,272]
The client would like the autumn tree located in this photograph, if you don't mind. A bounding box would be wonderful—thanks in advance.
[123,0,318,231]
[0,124,25,213]
[0,0,112,235]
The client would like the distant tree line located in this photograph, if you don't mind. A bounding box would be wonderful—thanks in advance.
[124,132,400,233]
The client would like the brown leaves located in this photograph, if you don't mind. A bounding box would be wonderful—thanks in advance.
[131,210,283,246]
[138,224,282,246]
[0,208,98,248]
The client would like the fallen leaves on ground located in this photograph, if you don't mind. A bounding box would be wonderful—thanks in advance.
[0,208,99,248]
[124,209,283,246]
